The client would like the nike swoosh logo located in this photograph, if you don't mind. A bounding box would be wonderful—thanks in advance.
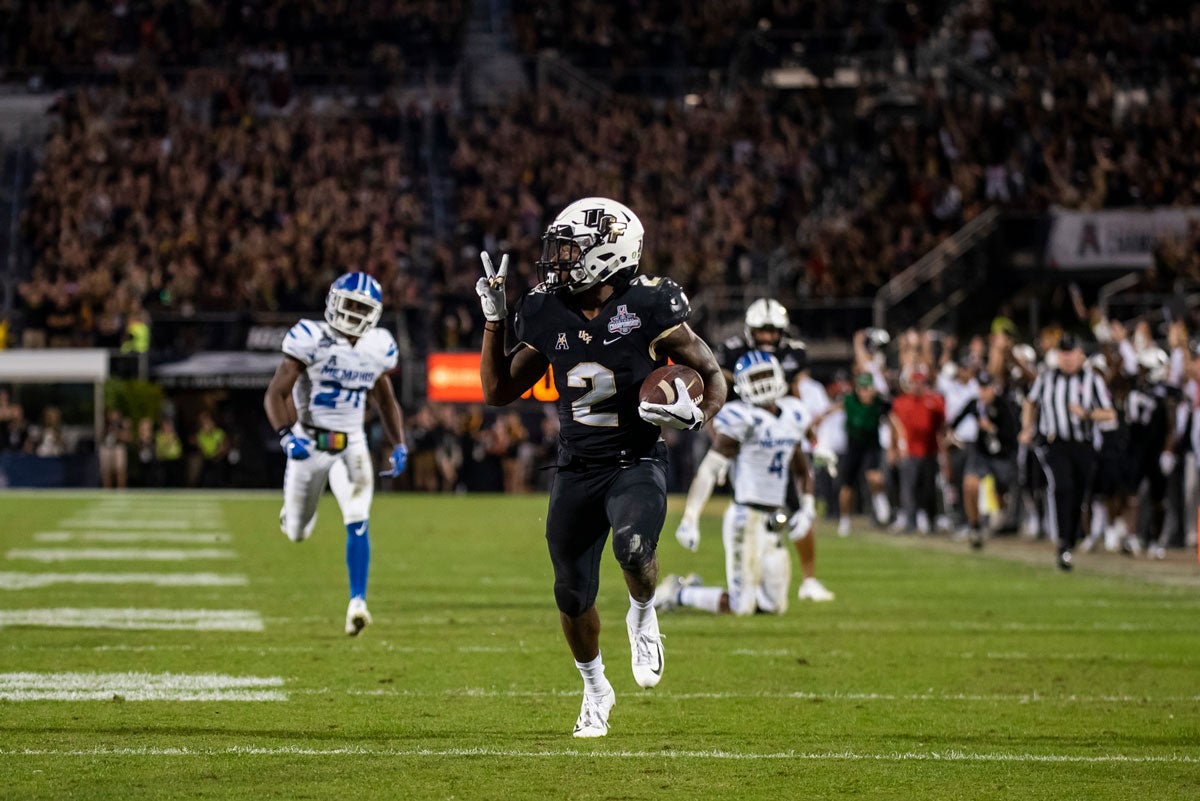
[603,337,623,345]
[651,642,663,675]
[664,410,695,426]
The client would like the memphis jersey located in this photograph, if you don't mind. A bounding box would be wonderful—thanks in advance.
[713,396,811,508]
[513,275,691,460]
[282,319,398,436]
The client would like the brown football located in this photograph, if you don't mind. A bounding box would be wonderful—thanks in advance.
[639,364,704,406]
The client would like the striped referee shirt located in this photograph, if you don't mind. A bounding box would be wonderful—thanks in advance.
[1028,366,1114,443]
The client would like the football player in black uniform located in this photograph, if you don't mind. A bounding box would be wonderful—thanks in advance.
[714,299,807,393]
[476,197,726,738]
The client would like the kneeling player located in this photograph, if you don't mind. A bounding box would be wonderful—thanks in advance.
[661,351,834,614]
[263,272,408,635]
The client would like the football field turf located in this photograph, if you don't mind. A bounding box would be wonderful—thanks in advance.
[0,491,1197,800]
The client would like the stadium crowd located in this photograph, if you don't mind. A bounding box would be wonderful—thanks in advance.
[2,0,1200,561]
[3,0,467,78]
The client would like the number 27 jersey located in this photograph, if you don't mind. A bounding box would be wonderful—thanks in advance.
[282,319,398,436]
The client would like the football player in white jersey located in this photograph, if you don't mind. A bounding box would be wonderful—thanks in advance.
[659,351,834,615]
[263,272,408,636]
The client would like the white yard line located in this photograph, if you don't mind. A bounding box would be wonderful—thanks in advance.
[291,687,1200,704]
[55,520,208,529]
[0,671,284,701]
[7,548,236,562]
[0,746,1194,763]
[0,608,263,631]
[0,572,247,590]
[34,532,230,544]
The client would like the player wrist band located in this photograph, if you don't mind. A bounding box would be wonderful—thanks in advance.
[277,426,292,438]
[484,320,505,331]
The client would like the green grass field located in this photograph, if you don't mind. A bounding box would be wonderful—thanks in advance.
[1,490,1197,800]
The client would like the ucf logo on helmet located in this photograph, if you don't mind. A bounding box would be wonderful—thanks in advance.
[583,209,628,243]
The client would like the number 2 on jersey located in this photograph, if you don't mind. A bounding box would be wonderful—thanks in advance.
[567,362,617,427]
[313,380,366,409]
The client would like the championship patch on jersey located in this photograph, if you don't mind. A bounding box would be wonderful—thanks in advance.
[607,305,642,336]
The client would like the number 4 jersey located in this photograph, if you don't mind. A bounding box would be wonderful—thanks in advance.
[713,396,811,508]
[282,319,398,439]
[513,275,691,461]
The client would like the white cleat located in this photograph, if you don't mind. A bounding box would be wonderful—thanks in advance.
[345,597,371,636]
[653,574,684,612]
[628,614,665,688]
[837,517,852,537]
[797,577,835,602]
[572,686,616,738]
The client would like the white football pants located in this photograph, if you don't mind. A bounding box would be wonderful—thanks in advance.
[722,503,792,616]
[281,439,374,542]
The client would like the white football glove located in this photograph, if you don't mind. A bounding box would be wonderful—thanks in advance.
[476,252,509,322]
[638,378,705,430]
[675,518,700,552]
[1159,451,1177,477]
[812,444,839,478]
[787,495,817,541]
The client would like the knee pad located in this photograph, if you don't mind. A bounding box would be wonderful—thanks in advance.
[612,524,655,570]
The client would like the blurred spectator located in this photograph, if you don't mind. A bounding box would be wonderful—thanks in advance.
[121,307,150,354]
[156,418,184,486]
[30,407,68,457]
[192,411,229,487]
[98,408,131,488]
[130,416,157,487]
[889,367,946,535]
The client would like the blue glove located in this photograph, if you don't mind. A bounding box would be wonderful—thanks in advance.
[281,432,312,461]
[380,443,408,477]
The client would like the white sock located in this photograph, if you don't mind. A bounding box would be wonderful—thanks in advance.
[1090,501,1107,539]
[872,492,891,521]
[680,585,725,613]
[627,594,656,633]
[574,654,611,700]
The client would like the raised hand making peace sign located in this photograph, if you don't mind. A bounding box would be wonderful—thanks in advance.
[476,252,509,322]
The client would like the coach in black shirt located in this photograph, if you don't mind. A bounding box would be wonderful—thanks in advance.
[1020,335,1116,571]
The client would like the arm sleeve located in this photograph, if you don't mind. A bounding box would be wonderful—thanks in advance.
[1118,340,1138,376]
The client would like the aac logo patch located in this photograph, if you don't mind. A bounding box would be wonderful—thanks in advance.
[555,333,569,350]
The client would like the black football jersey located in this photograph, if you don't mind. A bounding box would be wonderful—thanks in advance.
[716,335,807,387]
[513,275,691,460]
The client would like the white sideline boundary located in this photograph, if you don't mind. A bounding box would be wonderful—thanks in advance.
[7,548,236,562]
[0,746,1195,764]
[0,572,247,590]
[0,608,263,631]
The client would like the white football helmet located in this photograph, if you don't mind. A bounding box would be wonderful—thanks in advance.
[537,197,644,293]
[325,272,383,337]
[744,299,789,348]
[733,350,788,406]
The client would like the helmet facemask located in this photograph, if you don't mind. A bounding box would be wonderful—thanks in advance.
[733,351,788,406]
[325,285,382,338]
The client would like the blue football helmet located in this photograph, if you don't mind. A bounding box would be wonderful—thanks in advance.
[733,350,788,406]
[325,272,383,337]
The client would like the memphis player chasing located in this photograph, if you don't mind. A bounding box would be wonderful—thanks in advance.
[264,272,408,636]
[659,350,834,615]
